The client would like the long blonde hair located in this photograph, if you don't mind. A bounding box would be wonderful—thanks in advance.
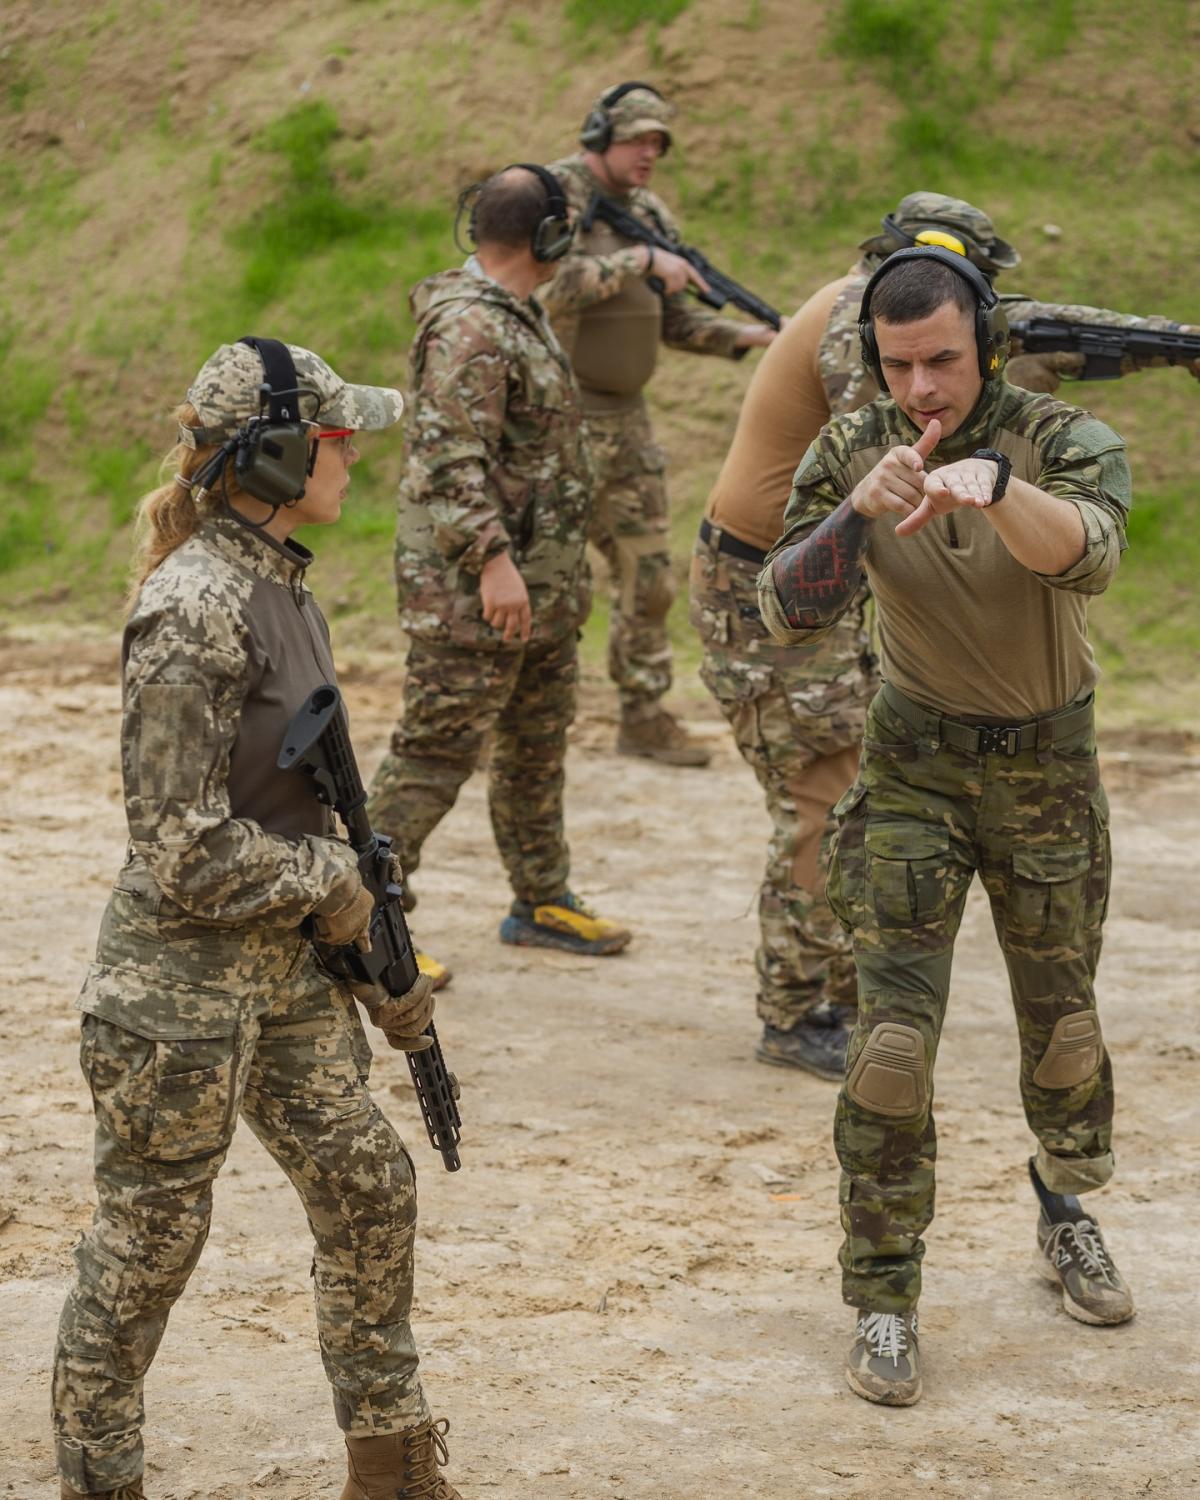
[127,402,252,607]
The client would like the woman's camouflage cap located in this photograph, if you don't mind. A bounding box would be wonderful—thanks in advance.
[860,192,1021,273]
[181,341,404,448]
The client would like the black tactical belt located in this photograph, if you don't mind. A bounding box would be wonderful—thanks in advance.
[699,517,768,566]
[880,681,1094,758]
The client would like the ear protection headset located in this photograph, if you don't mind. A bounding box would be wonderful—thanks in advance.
[460,163,575,263]
[857,245,1009,387]
[579,81,669,155]
[880,214,970,260]
[190,337,319,517]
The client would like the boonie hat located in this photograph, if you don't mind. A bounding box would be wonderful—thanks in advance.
[606,86,675,148]
[182,341,403,448]
[860,191,1021,273]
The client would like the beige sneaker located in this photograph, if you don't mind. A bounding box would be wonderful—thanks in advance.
[1035,1208,1134,1325]
[845,1309,922,1406]
[617,709,711,767]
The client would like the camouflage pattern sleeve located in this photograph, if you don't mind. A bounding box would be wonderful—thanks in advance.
[1004,294,1200,392]
[407,335,514,573]
[122,602,359,924]
[758,435,855,646]
[649,196,748,358]
[539,244,649,318]
[1031,415,1131,596]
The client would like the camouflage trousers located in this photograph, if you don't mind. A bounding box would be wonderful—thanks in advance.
[827,685,1116,1313]
[584,399,674,720]
[689,531,875,1027]
[53,864,428,1492]
[367,631,577,905]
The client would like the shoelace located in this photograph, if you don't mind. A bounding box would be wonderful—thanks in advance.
[401,1418,452,1498]
[858,1310,916,1365]
[1045,1218,1117,1283]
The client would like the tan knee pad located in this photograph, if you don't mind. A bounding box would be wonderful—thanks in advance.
[846,1022,928,1118]
[1032,1011,1103,1089]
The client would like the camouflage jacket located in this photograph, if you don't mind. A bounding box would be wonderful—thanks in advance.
[118,513,358,927]
[758,380,1131,718]
[819,258,1200,402]
[395,265,592,648]
[541,154,746,394]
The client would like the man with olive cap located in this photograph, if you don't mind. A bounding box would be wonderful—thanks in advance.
[544,83,777,767]
[692,189,1198,1082]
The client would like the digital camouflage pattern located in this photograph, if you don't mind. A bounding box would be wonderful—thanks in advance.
[182,341,403,447]
[394,266,592,649]
[826,688,1114,1313]
[367,632,578,905]
[120,514,362,925]
[54,889,428,1491]
[55,518,428,1491]
[689,536,873,1025]
[585,401,676,715]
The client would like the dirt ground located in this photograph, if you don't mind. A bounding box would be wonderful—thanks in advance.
[1,637,1198,1500]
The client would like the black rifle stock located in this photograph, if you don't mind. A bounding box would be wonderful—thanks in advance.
[1008,318,1200,381]
[582,192,782,330]
[278,685,462,1171]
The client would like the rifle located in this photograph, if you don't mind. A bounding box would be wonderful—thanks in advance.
[278,685,462,1172]
[582,191,781,330]
[1007,318,1200,381]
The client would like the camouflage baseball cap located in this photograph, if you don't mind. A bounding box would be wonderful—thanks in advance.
[860,191,1021,272]
[181,340,403,447]
[603,86,674,147]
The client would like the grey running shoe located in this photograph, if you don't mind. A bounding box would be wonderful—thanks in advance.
[756,1015,849,1080]
[1035,1208,1134,1325]
[845,1309,921,1405]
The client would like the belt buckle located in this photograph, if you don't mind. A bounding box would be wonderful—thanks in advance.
[977,724,1021,756]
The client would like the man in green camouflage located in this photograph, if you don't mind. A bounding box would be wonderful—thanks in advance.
[694,189,1199,1082]
[760,246,1135,1406]
[543,83,776,767]
[368,166,630,960]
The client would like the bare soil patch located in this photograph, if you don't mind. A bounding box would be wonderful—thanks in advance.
[1,640,1197,1498]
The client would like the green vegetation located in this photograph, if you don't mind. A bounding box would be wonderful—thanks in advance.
[0,0,1194,727]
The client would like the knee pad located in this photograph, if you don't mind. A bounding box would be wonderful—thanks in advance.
[846,1022,927,1118]
[1033,1011,1103,1089]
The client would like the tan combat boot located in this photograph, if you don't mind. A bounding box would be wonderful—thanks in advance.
[341,1417,463,1500]
[616,708,711,767]
[61,1484,146,1499]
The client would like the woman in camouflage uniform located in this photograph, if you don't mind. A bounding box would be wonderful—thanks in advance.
[52,341,463,1500]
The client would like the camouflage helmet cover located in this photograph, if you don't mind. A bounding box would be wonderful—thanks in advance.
[182,341,403,447]
[861,191,1021,273]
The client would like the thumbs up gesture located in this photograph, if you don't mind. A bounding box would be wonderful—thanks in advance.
[849,418,941,522]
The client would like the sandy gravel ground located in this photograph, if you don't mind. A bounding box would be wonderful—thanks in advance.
[1,639,1198,1500]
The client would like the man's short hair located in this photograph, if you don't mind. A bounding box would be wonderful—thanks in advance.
[871,258,977,324]
[472,167,546,251]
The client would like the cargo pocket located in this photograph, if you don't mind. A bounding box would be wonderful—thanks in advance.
[865,822,951,928]
[1006,843,1091,944]
[826,782,868,932]
[79,965,239,1163]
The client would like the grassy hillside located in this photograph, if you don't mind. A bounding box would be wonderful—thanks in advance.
[1,0,1196,725]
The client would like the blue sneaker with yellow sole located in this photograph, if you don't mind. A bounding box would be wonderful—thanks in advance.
[499,891,631,956]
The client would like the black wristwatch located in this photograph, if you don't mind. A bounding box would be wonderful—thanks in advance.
[972,448,1012,505]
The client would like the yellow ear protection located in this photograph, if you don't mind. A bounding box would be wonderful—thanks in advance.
[579,80,669,155]
[880,214,969,259]
[190,337,318,519]
[458,163,575,263]
[857,245,1009,387]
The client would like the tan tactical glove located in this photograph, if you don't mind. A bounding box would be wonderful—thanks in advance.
[351,972,436,1053]
[312,875,375,952]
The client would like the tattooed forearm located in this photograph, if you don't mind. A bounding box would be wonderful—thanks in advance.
[771,500,872,629]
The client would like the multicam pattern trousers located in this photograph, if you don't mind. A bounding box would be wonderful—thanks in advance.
[828,686,1116,1312]
[53,865,428,1492]
[367,631,577,906]
[690,532,876,1027]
